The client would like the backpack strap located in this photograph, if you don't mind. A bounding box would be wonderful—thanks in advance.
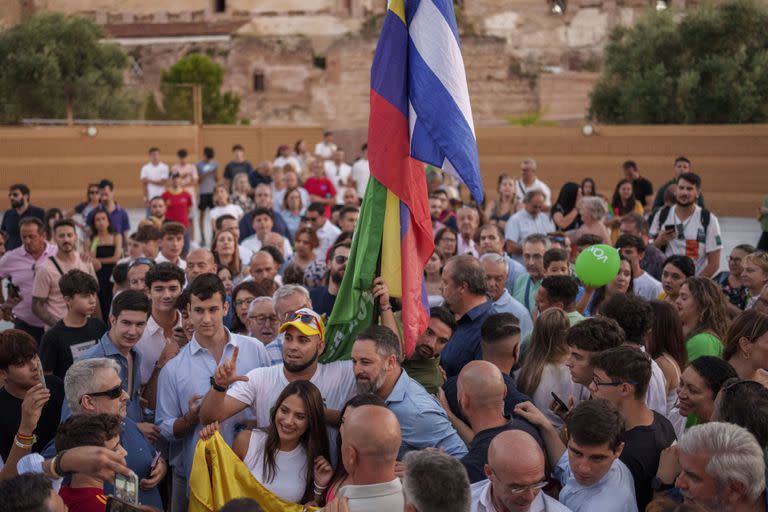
[48,256,64,276]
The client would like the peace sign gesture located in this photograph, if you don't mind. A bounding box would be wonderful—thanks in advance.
[212,346,249,389]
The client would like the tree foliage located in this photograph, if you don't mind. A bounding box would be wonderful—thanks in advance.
[589,0,768,124]
[0,13,135,123]
[146,53,240,124]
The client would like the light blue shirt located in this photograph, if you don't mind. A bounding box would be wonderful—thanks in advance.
[265,334,283,366]
[554,451,638,512]
[386,369,467,459]
[492,289,534,339]
[505,254,527,295]
[80,333,144,423]
[504,209,555,263]
[155,329,270,481]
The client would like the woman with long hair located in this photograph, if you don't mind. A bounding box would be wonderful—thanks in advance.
[581,177,597,197]
[742,251,768,310]
[88,209,122,317]
[660,255,696,303]
[551,182,582,232]
[723,309,768,387]
[434,226,458,263]
[424,251,443,307]
[201,381,332,504]
[231,173,254,213]
[515,308,573,428]
[676,276,729,362]
[324,393,387,505]
[230,281,260,335]
[583,256,634,316]
[280,187,305,240]
[647,300,687,435]
[606,179,643,243]
[44,208,63,241]
[212,229,242,281]
[714,244,755,316]
[66,183,101,225]
[483,174,519,231]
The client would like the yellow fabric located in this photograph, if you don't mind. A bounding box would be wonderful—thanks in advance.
[381,189,403,299]
[188,431,318,512]
[388,0,406,24]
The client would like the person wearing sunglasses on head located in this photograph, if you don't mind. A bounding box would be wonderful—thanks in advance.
[16,357,166,509]
[198,307,357,465]
[309,241,350,318]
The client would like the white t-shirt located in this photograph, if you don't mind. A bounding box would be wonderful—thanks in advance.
[324,161,352,204]
[514,177,552,207]
[210,203,245,222]
[154,252,186,270]
[314,220,342,261]
[228,361,356,427]
[648,205,722,275]
[140,162,170,200]
[242,429,308,503]
[633,272,663,301]
[241,235,294,260]
[351,159,370,198]
[517,363,586,430]
[314,142,337,160]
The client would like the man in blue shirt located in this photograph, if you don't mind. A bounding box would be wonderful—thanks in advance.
[155,273,270,512]
[85,180,131,249]
[351,325,467,459]
[1,183,45,251]
[80,290,156,440]
[440,255,496,378]
[515,398,638,512]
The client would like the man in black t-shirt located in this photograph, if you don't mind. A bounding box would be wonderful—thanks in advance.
[590,346,676,511]
[622,160,654,214]
[309,241,350,317]
[0,329,64,461]
[39,270,107,380]
[223,144,253,192]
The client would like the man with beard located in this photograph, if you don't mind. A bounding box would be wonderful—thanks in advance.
[457,206,480,257]
[198,307,355,453]
[649,172,722,277]
[350,325,467,458]
[156,274,270,512]
[185,248,217,285]
[402,306,457,394]
[309,241,350,317]
[439,255,496,379]
[1,183,45,251]
[512,234,550,314]
[32,219,98,328]
[0,217,57,342]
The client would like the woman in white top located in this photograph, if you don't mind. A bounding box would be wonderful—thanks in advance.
[209,184,244,233]
[515,308,576,429]
[201,380,332,504]
[647,300,687,436]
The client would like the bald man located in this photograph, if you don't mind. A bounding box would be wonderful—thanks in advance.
[185,248,216,284]
[457,361,543,483]
[471,430,570,512]
[338,405,405,511]
[248,251,278,283]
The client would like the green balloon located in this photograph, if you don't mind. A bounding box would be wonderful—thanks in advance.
[574,244,621,287]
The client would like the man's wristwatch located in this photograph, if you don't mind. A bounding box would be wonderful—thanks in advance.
[210,376,228,392]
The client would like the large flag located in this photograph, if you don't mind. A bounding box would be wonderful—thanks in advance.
[321,0,482,362]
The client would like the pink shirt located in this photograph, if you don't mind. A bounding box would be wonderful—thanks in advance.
[0,242,57,327]
[172,163,199,199]
[31,253,96,326]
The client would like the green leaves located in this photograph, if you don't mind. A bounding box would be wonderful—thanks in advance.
[589,0,768,124]
[0,13,134,123]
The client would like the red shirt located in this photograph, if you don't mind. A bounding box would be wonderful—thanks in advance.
[304,177,336,218]
[161,189,193,227]
[59,485,108,512]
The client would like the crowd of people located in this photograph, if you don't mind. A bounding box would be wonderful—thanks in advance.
[0,135,767,512]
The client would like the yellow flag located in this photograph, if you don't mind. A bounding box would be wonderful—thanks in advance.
[188,431,319,512]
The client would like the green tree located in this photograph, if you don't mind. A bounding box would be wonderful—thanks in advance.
[589,0,768,124]
[0,13,134,124]
[147,53,240,124]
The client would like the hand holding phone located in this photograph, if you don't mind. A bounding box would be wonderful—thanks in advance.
[114,472,139,504]
[36,358,47,390]
[106,496,144,512]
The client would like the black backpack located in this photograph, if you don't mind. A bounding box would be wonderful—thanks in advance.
[653,206,711,247]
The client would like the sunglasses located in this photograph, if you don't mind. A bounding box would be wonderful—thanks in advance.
[89,190,100,195]
[592,375,638,387]
[87,384,123,399]
[286,311,320,327]
[334,255,348,265]
[129,257,154,268]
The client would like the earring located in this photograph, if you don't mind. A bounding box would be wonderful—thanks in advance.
[743,350,751,360]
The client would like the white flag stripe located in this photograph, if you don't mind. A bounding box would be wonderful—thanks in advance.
[409,0,476,138]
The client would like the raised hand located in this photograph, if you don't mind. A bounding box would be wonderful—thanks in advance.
[313,456,333,488]
[20,383,50,434]
[371,277,391,309]
[198,422,219,441]
[136,422,161,444]
[212,346,249,388]
[514,401,551,429]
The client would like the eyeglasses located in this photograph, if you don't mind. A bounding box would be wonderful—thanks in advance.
[249,314,280,325]
[235,297,256,307]
[286,311,320,328]
[592,375,638,387]
[507,480,548,495]
[305,216,320,223]
[334,255,348,265]
[86,384,123,399]
[89,190,100,195]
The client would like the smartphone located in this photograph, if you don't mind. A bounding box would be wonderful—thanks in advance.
[114,472,139,504]
[550,392,569,413]
[36,358,46,389]
[150,450,161,472]
[663,224,676,233]
[106,496,144,512]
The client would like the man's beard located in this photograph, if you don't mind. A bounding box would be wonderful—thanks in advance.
[355,370,386,395]
[10,198,23,209]
[283,347,319,373]
[330,270,344,286]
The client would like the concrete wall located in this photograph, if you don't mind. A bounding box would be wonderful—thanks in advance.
[1,124,764,216]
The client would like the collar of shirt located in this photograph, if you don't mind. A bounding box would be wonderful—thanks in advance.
[188,327,240,356]
[21,241,57,260]
[146,311,181,336]
[495,289,513,307]
[459,299,493,324]
[97,332,128,358]
[385,368,411,404]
